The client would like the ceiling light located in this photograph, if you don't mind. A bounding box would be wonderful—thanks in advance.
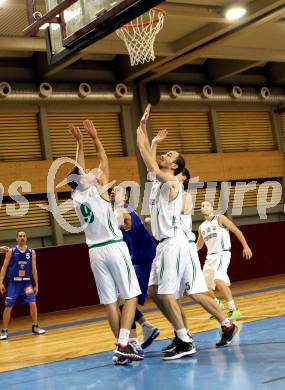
[225,6,247,21]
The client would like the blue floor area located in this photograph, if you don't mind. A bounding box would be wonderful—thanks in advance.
[1,316,285,390]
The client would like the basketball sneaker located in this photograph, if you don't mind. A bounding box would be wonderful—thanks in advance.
[0,329,8,340]
[162,336,178,354]
[112,355,131,366]
[130,339,144,358]
[32,324,46,335]
[216,323,239,348]
[210,300,225,320]
[162,339,197,360]
[227,308,241,321]
[140,325,160,349]
[114,343,144,361]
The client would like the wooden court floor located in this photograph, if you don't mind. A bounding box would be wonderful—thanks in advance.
[0,274,285,373]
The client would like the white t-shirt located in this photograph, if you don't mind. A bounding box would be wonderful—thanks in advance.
[149,179,184,241]
[73,186,122,247]
[200,215,231,254]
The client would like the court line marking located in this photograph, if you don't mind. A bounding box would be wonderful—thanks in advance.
[7,283,285,338]
[2,315,285,381]
[263,375,285,384]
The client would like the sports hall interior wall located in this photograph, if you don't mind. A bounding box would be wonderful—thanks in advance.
[0,84,284,249]
[0,60,285,316]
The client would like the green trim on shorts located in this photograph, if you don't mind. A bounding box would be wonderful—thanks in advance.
[189,249,196,290]
[159,237,169,244]
[160,255,165,281]
[88,239,123,248]
[176,251,180,276]
[217,255,223,272]
[188,240,195,243]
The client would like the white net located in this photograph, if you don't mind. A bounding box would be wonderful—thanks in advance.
[116,8,165,66]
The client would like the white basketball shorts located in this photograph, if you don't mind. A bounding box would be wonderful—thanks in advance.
[176,241,208,299]
[89,240,141,304]
[149,235,190,295]
[203,250,231,290]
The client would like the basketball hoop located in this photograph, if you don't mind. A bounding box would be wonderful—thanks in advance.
[116,7,165,66]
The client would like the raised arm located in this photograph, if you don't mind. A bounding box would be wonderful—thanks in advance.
[69,125,85,172]
[219,215,253,260]
[151,129,168,159]
[0,249,12,294]
[83,120,109,184]
[137,125,175,184]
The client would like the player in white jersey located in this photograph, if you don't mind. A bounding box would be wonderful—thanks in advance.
[137,106,196,360]
[197,200,253,321]
[68,121,142,364]
[150,131,240,350]
[137,105,239,356]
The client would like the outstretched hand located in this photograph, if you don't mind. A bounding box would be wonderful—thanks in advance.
[140,104,151,126]
[243,246,253,260]
[152,129,168,145]
[69,125,83,143]
[83,120,97,139]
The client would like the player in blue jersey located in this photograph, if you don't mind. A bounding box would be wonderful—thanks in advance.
[0,231,45,340]
[111,185,160,355]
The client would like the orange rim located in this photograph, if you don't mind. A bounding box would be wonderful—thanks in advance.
[121,7,166,29]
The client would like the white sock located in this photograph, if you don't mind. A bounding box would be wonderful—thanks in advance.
[227,300,237,310]
[176,328,191,343]
[221,318,231,327]
[117,328,130,346]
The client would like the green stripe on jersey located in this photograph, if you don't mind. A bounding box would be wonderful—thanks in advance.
[88,239,123,248]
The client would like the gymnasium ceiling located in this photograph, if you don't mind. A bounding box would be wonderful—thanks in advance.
[1,0,285,85]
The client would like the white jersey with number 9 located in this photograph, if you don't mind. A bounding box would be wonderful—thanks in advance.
[73,186,122,247]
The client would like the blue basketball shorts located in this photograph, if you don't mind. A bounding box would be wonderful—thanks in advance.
[133,263,152,306]
[5,281,36,307]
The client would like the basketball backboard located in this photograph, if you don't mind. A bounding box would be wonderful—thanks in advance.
[24,0,165,68]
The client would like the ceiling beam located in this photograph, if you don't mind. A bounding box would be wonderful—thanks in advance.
[163,2,227,23]
[268,62,285,84]
[207,59,264,82]
[0,37,46,52]
[127,0,285,82]
[204,46,285,63]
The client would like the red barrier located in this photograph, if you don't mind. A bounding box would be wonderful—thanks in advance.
[0,221,285,318]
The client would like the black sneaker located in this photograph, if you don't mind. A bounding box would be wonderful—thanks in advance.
[115,343,144,361]
[162,335,178,354]
[216,323,239,348]
[163,338,197,360]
